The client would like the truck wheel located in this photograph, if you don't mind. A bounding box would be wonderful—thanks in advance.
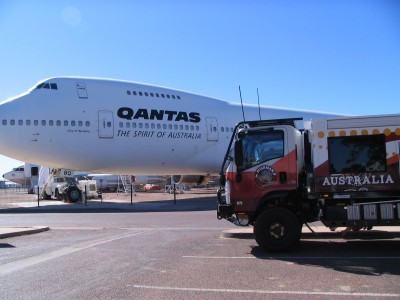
[254,207,302,252]
[66,187,81,203]
[55,189,61,200]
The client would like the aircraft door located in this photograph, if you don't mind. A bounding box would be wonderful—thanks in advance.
[76,82,88,99]
[98,111,114,138]
[206,117,218,141]
[30,166,39,188]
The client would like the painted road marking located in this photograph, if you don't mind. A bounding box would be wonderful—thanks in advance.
[133,284,400,297]
[0,230,151,276]
[183,255,400,260]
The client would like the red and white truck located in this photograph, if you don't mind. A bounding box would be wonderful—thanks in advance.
[217,115,400,251]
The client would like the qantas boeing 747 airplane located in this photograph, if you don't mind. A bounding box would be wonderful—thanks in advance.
[0,77,341,184]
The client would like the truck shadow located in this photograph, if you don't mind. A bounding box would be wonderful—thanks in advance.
[250,239,400,276]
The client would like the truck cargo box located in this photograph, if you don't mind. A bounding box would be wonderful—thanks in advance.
[311,115,400,195]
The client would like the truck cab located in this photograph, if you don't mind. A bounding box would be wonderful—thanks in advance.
[220,120,303,223]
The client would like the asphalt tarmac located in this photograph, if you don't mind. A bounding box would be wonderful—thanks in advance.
[1,189,400,299]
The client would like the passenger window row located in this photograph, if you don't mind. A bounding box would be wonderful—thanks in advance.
[2,119,233,133]
[126,90,181,100]
[2,119,90,127]
[221,127,234,133]
[119,122,199,131]
[118,122,234,133]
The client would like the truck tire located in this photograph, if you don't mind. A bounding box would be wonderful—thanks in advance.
[254,207,302,252]
[55,189,61,200]
[65,187,81,203]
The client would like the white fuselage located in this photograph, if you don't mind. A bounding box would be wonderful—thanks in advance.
[2,165,28,185]
[0,77,341,176]
[2,163,40,186]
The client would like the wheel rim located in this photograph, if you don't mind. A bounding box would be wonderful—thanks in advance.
[70,190,79,200]
[268,221,287,240]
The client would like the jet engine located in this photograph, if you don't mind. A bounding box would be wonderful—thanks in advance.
[171,175,210,186]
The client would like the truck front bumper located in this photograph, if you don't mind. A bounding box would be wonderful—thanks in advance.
[217,203,234,220]
[217,187,234,219]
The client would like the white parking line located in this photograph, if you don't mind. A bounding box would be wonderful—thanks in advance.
[133,284,400,297]
[184,255,255,259]
[51,227,228,231]
[0,230,151,276]
[183,255,400,260]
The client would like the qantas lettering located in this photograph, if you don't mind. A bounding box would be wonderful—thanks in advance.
[117,130,201,140]
[117,107,201,123]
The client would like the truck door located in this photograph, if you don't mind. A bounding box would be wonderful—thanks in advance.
[98,111,114,138]
[206,117,218,141]
[231,126,297,212]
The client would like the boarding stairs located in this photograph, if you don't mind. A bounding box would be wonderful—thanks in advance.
[119,175,136,194]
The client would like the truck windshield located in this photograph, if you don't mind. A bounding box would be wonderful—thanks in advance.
[240,130,284,170]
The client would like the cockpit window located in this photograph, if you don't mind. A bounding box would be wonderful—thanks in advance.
[36,82,58,90]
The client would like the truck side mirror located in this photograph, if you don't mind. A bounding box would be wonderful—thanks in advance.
[234,140,243,169]
[219,174,226,186]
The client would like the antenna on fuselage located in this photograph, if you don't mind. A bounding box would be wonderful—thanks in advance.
[239,85,246,122]
[257,88,262,120]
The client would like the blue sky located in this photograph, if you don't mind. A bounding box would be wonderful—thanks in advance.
[0,0,399,178]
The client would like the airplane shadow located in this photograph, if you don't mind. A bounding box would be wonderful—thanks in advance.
[0,243,15,248]
[0,196,218,214]
[250,239,400,276]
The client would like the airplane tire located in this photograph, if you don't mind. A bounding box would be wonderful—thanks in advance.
[254,207,301,252]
